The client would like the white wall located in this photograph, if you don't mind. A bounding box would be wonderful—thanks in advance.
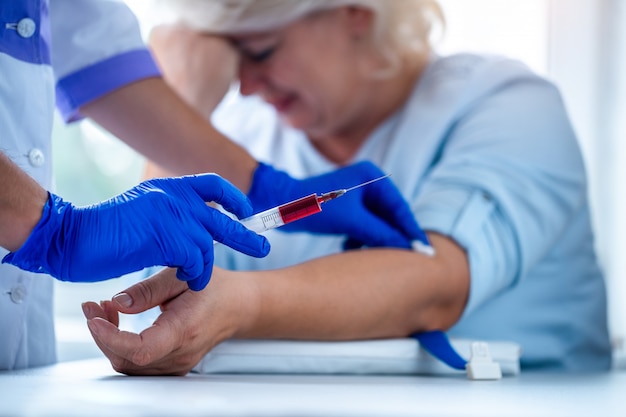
[438,0,549,74]
[547,0,626,357]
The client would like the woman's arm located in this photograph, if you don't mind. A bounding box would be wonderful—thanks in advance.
[241,234,468,340]
[82,233,469,375]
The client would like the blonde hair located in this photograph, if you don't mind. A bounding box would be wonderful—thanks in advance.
[155,0,444,60]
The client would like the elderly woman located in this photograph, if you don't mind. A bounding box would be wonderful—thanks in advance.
[83,0,610,374]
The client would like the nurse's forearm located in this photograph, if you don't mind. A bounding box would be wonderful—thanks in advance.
[80,77,257,192]
[0,152,48,251]
[235,234,469,340]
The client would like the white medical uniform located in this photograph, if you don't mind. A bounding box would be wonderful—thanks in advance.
[212,54,611,371]
[0,0,159,370]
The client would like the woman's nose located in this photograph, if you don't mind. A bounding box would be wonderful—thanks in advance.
[238,63,265,96]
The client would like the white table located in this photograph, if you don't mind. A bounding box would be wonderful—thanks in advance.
[0,358,623,417]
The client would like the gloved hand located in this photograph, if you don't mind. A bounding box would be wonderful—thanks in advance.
[3,174,270,291]
[247,161,429,250]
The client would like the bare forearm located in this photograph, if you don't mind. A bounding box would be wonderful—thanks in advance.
[0,152,48,251]
[81,78,257,191]
[236,234,469,341]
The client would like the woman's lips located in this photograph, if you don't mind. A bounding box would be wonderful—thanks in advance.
[268,95,296,113]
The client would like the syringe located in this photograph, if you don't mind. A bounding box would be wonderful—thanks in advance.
[239,175,390,233]
[223,174,435,256]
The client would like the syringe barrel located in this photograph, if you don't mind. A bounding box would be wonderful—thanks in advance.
[278,193,321,223]
[239,194,322,233]
[240,206,285,234]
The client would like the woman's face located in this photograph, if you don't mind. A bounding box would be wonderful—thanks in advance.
[229,7,375,139]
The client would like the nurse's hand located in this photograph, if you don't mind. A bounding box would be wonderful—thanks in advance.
[2,174,269,291]
[81,267,238,376]
[248,161,429,250]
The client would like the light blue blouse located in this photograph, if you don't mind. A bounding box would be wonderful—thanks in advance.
[212,54,611,371]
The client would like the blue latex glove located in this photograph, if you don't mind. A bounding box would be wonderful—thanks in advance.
[3,174,270,291]
[248,161,429,249]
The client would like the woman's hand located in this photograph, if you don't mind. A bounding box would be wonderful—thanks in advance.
[149,24,239,117]
[82,267,258,375]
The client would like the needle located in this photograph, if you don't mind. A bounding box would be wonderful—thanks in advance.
[317,174,392,203]
[344,174,391,192]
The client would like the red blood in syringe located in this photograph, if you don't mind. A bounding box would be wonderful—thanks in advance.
[278,194,322,224]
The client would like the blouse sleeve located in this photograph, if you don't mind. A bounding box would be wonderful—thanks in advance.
[415,60,588,317]
[49,0,161,122]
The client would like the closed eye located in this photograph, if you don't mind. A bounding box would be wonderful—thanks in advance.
[244,47,276,63]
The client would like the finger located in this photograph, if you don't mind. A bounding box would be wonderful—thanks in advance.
[342,237,365,251]
[82,301,107,321]
[112,270,188,314]
[89,313,181,368]
[201,209,270,257]
[184,173,254,219]
[330,161,415,235]
[185,276,206,292]
[100,300,120,327]
[345,212,413,249]
[175,223,215,291]
[86,318,153,375]
[177,249,213,292]
[85,317,133,369]
[173,242,206,289]
[183,210,270,290]
[185,240,215,291]
[86,316,181,376]
[363,179,429,244]
[170,213,266,291]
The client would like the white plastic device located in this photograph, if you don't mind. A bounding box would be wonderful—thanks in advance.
[466,342,503,380]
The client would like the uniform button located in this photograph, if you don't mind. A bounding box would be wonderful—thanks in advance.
[9,285,27,304]
[28,148,45,167]
[17,18,36,38]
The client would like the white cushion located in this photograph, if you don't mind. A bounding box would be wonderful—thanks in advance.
[193,338,521,376]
